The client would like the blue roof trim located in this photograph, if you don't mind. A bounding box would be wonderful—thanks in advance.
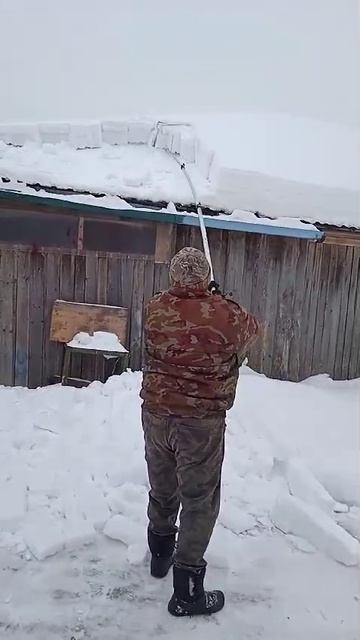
[0,188,324,241]
[173,212,323,240]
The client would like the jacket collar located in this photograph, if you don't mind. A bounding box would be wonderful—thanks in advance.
[168,283,210,299]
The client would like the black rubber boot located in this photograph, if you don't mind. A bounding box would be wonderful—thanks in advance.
[168,565,225,617]
[148,530,175,579]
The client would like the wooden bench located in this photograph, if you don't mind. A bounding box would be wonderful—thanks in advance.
[50,300,129,386]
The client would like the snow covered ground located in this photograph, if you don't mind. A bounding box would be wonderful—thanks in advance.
[0,367,359,639]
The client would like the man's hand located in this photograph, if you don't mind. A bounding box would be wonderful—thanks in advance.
[208,280,221,295]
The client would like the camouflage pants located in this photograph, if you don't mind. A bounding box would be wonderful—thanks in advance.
[142,407,226,568]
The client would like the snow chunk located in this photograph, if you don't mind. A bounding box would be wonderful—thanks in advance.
[78,485,110,531]
[101,121,129,146]
[23,514,66,560]
[39,122,70,145]
[334,502,349,514]
[283,458,336,515]
[23,510,96,561]
[68,122,101,149]
[315,456,360,508]
[67,331,128,353]
[219,504,256,535]
[61,517,96,552]
[103,514,145,546]
[60,485,110,531]
[272,493,360,566]
[0,481,26,530]
[337,508,360,542]
[287,534,316,554]
[127,121,153,145]
[106,483,147,525]
[0,123,39,146]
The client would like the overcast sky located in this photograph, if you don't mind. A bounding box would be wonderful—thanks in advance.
[0,0,358,125]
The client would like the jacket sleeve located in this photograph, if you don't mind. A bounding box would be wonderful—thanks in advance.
[225,297,260,356]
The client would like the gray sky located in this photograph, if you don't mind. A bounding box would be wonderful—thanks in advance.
[0,0,358,125]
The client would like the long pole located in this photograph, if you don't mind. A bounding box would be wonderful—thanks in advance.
[163,149,215,283]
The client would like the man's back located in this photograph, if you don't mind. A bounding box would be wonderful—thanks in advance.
[141,247,259,617]
[141,284,259,417]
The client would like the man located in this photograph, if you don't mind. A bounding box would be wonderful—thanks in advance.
[140,247,259,617]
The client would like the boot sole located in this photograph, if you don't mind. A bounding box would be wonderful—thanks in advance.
[168,593,225,617]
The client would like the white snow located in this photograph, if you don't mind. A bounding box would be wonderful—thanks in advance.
[67,331,128,353]
[0,367,359,637]
[271,493,359,567]
[0,179,321,237]
[103,514,146,547]
[0,137,211,203]
[282,458,337,515]
[0,481,26,530]
[337,508,360,542]
[0,115,359,228]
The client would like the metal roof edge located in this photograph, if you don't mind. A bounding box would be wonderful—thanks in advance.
[0,188,324,241]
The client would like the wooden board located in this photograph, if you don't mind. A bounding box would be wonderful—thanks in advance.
[14,250,30,386]
[281,239,299,379]
[302,243,322,379]
[28,251,45,388]
[0,251,16,385]
[223,232,246,299]
[155,223,176,263]
[247,234,265,372]
[311,244,330,374]
[316,245,338,373]
[326,245,352,378]
[107,255,122,306]
[259,238,280,376]
[324,231,360,247]
[153,263,169,295]
[42,252,61,385]
[347,250,360,379]
[130,259,145,370]
[50,300,128,345]
[288,239,307,381]
[342,249,360,379]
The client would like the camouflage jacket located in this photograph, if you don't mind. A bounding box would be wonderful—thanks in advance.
[140,284,259,418]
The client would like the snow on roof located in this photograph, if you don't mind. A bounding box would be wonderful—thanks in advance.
[0,116,358,229]
[1,181,323,240]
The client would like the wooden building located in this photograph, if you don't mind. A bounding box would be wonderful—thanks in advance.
[0,185,359,388]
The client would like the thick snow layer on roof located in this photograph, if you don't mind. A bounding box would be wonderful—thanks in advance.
[0,116,358,228]
[0,141,212,206]
[189,114,358,191]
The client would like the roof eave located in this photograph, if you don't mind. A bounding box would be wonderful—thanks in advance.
[0,187,324,242]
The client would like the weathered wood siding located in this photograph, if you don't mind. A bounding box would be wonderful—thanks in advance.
[0,226,359,387]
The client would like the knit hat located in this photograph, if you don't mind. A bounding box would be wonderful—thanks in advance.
[169,247,210,287]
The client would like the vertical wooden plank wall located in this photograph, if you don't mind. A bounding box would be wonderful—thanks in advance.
[0,230,359,388]
[176,226,360,381]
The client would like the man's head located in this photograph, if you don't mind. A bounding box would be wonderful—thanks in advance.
[169,247,210,289]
